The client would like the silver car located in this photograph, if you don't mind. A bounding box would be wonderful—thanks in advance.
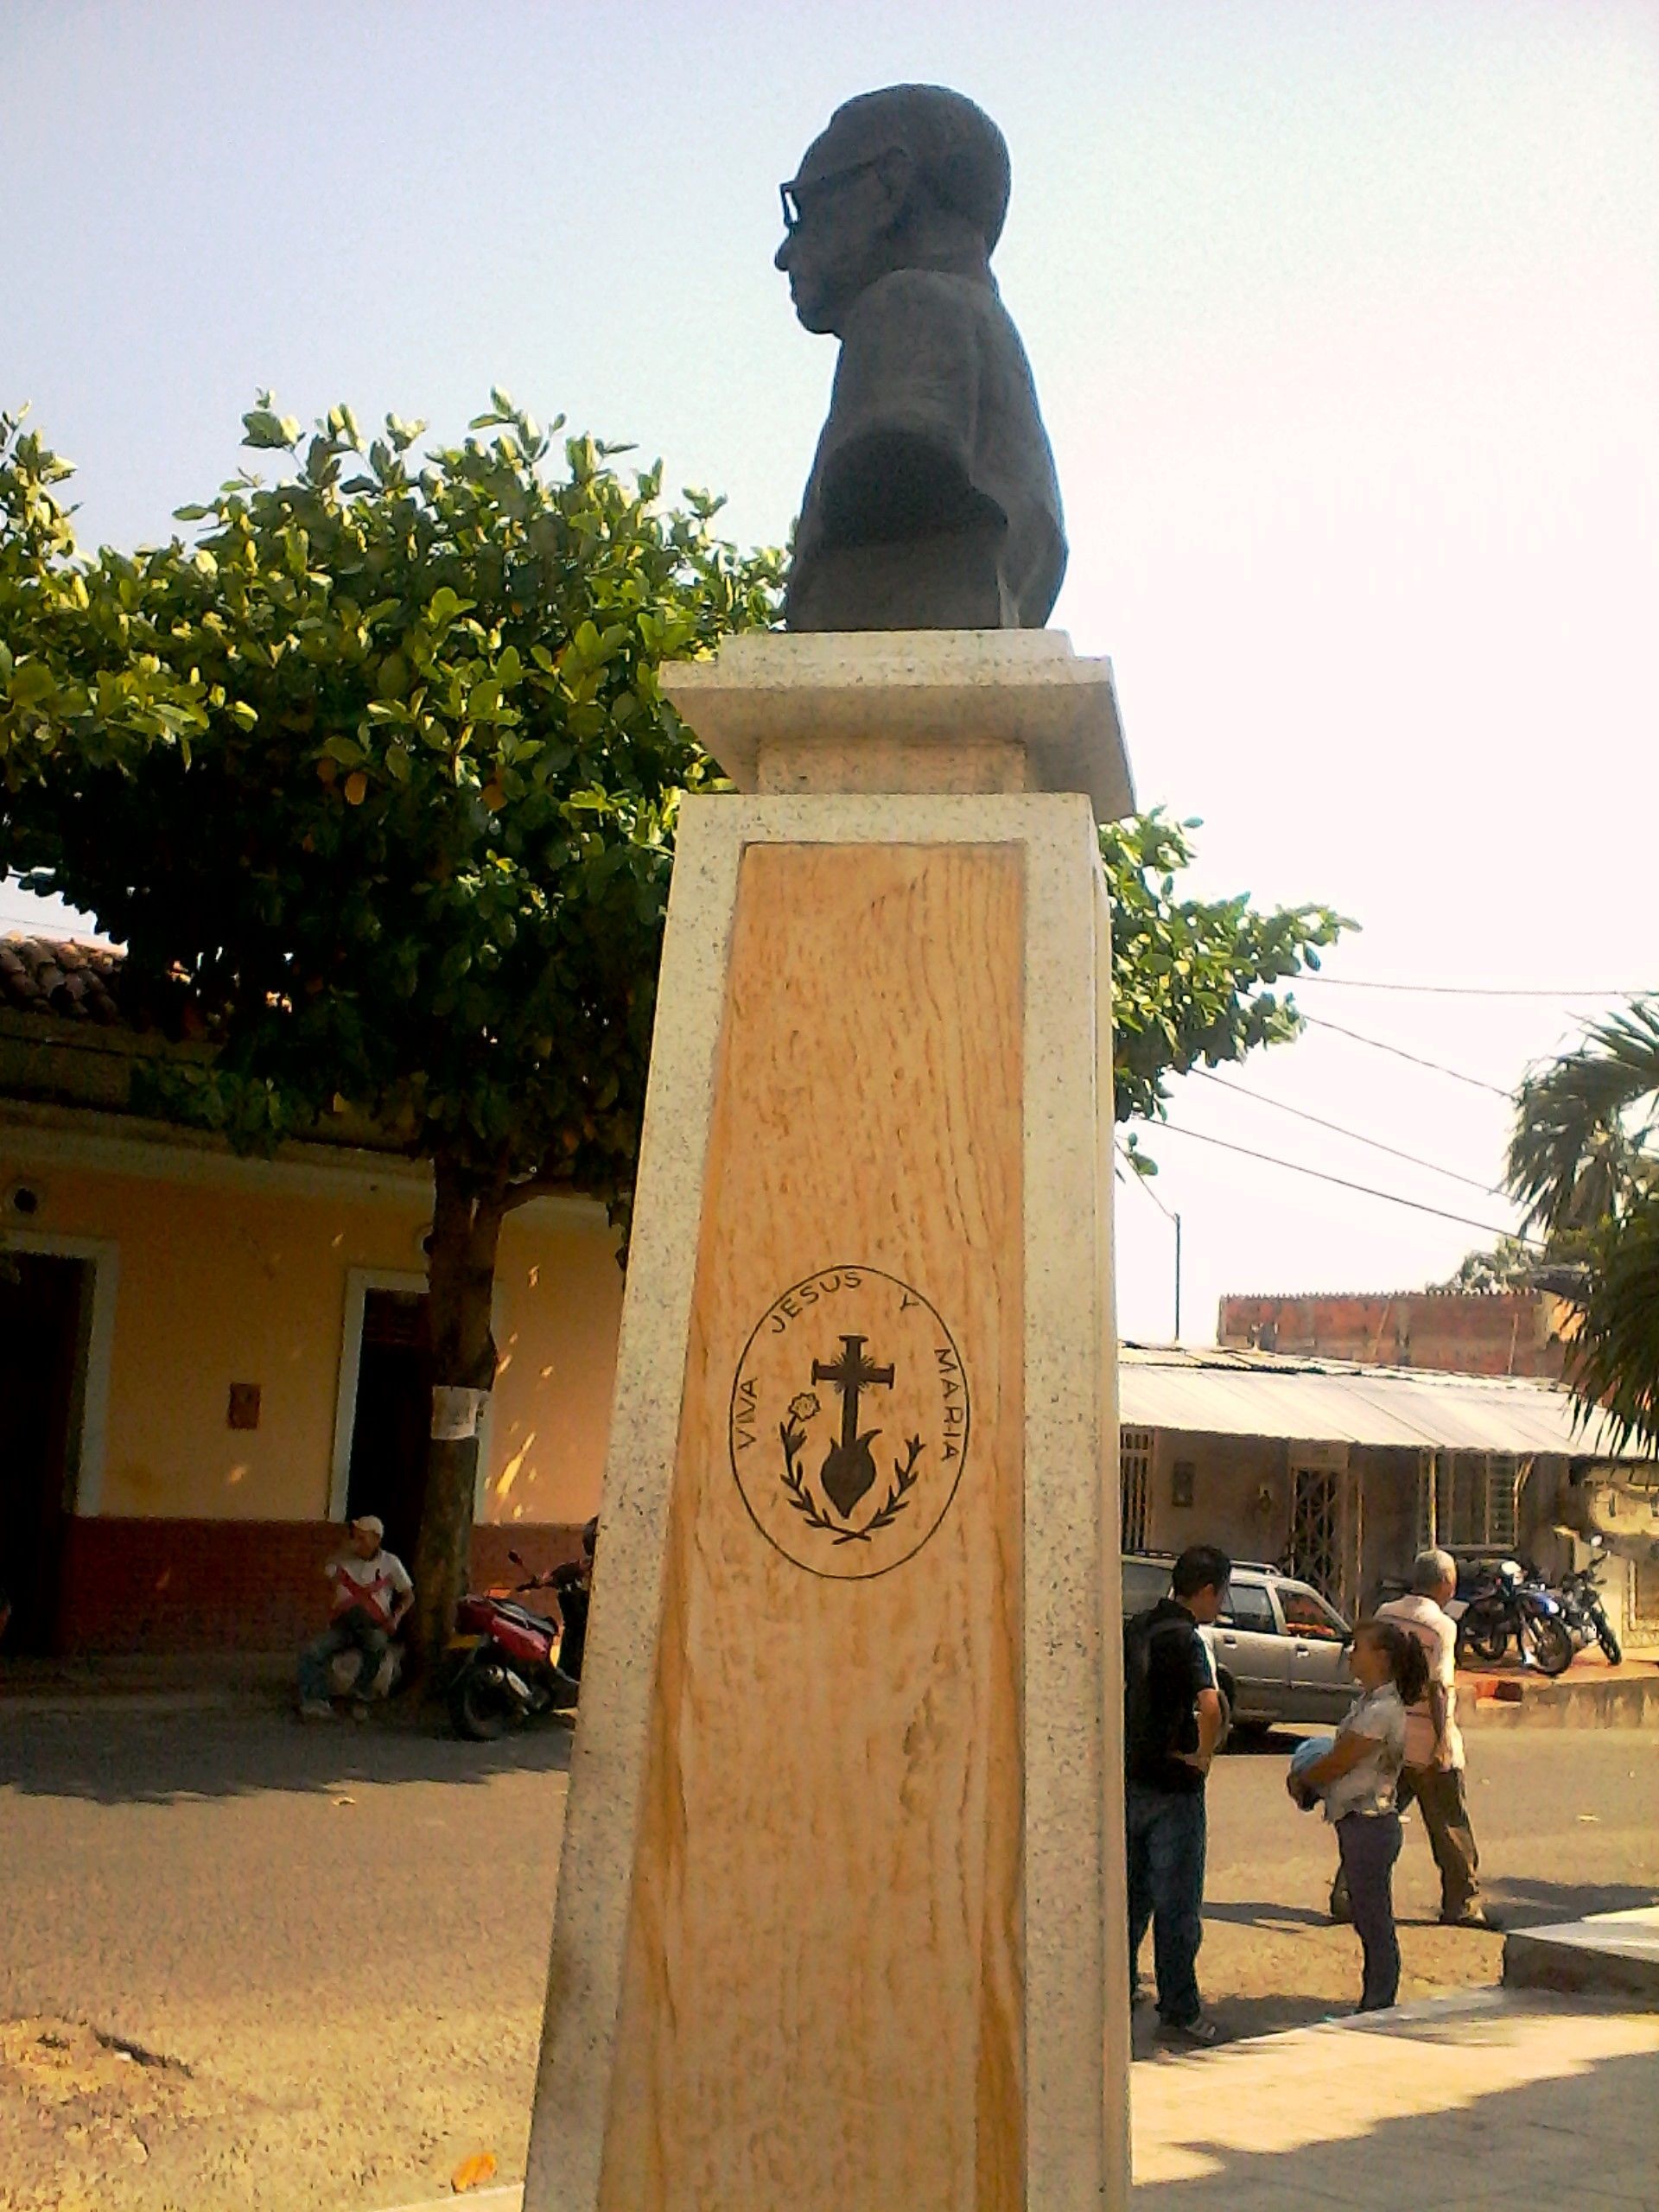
[1122,1553,1354,1739]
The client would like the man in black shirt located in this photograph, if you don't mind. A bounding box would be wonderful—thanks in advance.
[1124,1544,1230,2045]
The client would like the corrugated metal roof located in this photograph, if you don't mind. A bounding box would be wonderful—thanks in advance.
[1119,1343,1656,1462]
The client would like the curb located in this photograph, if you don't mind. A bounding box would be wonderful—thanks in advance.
[365,2190,521,2212]
[1460,1668,1659,1729]
[1503,1906,1659,2005]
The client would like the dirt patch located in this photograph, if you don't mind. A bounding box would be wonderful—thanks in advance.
[0,2005,519,2212]
[0,2015,214,2212]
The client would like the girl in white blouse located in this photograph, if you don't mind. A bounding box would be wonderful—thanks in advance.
[1289,1619,1431,2011]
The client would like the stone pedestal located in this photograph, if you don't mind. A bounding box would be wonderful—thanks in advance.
[524,631,1133,2212]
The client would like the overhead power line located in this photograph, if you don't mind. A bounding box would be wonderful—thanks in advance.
[1118,1142,1179,1220]
[1157,1122,1546,1248]
[1192,1071,1505,1196]
[1300,1014,1513,1096]
[1300,976,1650,1000]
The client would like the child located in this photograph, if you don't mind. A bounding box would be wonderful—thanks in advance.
[1287,1618,1430,2012]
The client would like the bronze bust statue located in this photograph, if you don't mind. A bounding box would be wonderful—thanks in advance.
[777,84,1066,632]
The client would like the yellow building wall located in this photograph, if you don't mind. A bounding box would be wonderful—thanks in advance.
[488,1213,626,1527]
[0,1149,622,1526]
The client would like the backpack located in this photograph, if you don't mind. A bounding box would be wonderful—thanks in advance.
[1123,1603,1199,1777]
[1123,1605,1160,1768]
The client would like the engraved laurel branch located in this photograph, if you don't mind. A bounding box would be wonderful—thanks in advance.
[779,1423,924,1544]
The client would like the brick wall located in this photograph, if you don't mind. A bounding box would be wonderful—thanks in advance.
[54,1517,585,1655]
[1217,1292,1567,1378]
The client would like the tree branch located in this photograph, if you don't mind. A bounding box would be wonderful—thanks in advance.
[502,1170,580,1214]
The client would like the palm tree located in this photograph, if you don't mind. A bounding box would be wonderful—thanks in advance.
[1509,1001,1659,1234]
[1507,1002,1659,1450]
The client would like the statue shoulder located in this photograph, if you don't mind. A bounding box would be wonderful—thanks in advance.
[842,267,998,348]
[827,271,999,443]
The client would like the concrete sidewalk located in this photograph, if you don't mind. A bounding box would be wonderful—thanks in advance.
[377,1988,1659,2212]
[0,1652,296,1714]
[1133,1987,1659,2206]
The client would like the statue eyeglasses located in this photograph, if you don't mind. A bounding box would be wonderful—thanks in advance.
[778,154,891,236]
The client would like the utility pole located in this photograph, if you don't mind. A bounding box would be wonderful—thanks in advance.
[1173,1211,1183,1343]
[1120,1142,1185,1344]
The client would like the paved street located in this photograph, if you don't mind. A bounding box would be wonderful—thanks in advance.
[1,1708,1655,2211]
[0,1707,572,2212]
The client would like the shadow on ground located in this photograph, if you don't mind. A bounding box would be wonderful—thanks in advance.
[1135,2031,1656,2204]
[1133,1992,1338,2059]
[1483,1873,1659,1928]
[1204,1898,1334,1931]
[1197,1992,1340,2043]
[1218,1726,1310,1758]
[0,1704,573,1807]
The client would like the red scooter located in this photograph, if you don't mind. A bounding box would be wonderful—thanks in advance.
[445,1550,582,1740]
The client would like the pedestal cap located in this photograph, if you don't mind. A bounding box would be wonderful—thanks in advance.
[664,628,1134,821]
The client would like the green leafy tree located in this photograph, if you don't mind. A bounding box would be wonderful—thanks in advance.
[1506,1002,1659,1449]
[1,397,781,1670]
[2,403,1349,1668]
[1103,810,1347,1154]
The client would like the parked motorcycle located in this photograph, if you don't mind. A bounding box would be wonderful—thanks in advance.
[1453,1557,1574,1676]
[446,1550,582,1740]
[1557,1541,1623,1666]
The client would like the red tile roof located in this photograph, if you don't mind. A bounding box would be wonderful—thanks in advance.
[0,934,125,1025]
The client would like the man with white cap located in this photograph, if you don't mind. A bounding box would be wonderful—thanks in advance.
[297,1514,414,1720]
[1332,1547,1487,1927]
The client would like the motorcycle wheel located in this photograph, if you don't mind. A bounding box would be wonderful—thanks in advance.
[1457,1614,1509,1666]
[449,1658,518,1742]
[1598,1624,1624,1666]
[1525,1615,1574,1677]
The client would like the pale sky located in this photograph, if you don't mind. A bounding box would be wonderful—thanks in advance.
[5,0,1657,1342]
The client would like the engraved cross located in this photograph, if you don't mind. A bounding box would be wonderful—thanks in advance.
[812,1333,894,1452]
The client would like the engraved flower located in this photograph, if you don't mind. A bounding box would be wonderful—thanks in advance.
[789,1391,820,1422]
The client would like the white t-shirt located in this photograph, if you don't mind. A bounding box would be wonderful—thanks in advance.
[327,1548,413,1629]
[1376,1592,1463,1770]
[1324,1682,1407,1821]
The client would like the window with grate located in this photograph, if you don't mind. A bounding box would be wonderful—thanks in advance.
[1121,1427,1152,1551]
[1435,1452,1521,1548]
[1486,1455,1519,1548]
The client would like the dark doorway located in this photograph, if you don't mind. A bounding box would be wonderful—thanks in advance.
[345,1288,434,1571]
[0,1251,89,1654]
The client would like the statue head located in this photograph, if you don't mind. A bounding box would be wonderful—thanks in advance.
[776,85,1011,335]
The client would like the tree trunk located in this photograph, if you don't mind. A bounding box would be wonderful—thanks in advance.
[407,1151,506,1688]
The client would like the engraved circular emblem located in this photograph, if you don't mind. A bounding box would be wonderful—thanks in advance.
[729,1266,970,1580]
